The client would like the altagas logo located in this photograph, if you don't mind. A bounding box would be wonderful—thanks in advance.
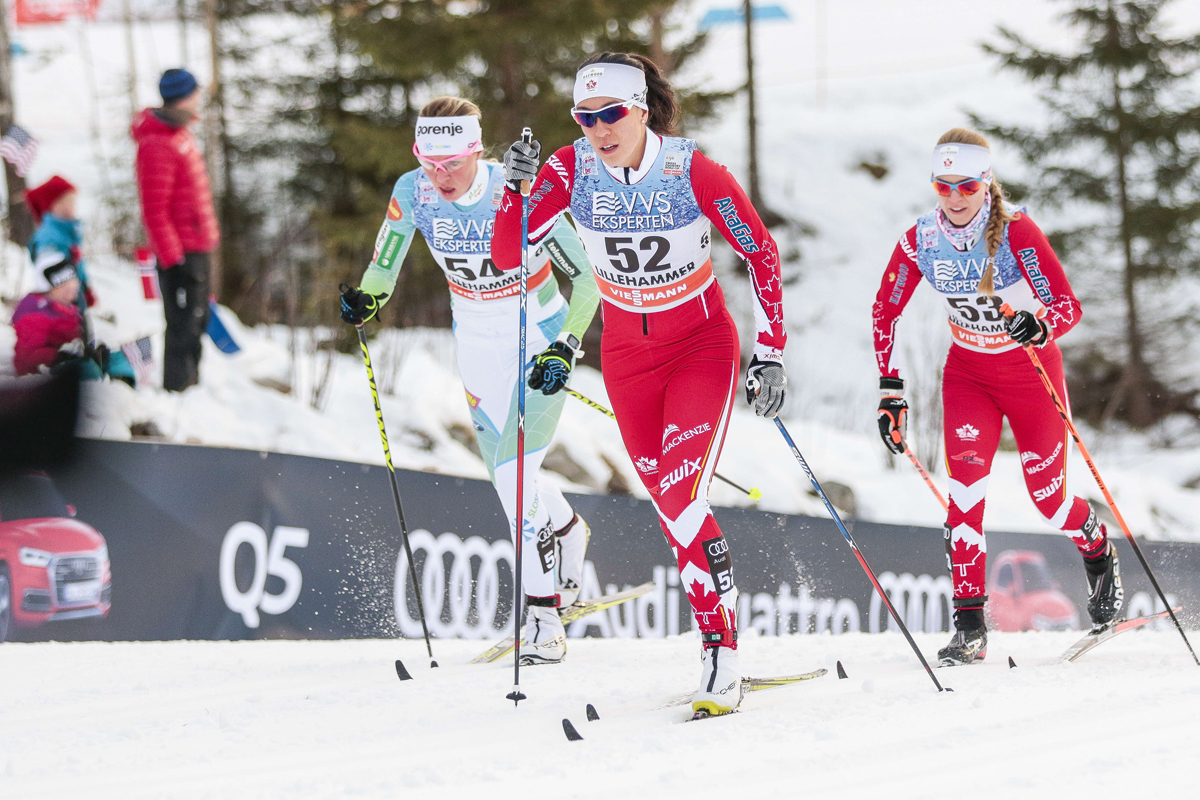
[956,424,980,442]
[635,456,658,475]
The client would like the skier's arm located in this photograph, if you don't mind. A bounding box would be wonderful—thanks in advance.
[1008,213,1082,341]
[541,216,599,343]
[690,150,786,357]
[492,145,576,270]
[872,226,922,379]
[359,173,419,302]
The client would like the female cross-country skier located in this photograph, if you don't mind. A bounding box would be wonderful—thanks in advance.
[872,128,1123,666]
[491,54,788,716]
[339,97,599,665]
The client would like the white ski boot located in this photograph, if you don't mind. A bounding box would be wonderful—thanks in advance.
[519,603,566,665]
[555,514,591,606]
[692,642,742,718]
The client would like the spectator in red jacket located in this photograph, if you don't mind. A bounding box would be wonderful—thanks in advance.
[132,68,220,391]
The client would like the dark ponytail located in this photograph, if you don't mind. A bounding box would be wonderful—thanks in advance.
[579,52,679,136]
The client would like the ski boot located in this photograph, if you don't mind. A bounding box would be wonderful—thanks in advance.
[519,598,566,666]
[1084,540,1124,630]
[938,601,988,667]
[692,632,742,718]
[555,514,591,607]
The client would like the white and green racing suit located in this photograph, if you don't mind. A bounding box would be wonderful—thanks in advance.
[360,160,599,600]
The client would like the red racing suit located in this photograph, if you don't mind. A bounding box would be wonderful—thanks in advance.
[873,205,1107,603]
[493,133,785,645]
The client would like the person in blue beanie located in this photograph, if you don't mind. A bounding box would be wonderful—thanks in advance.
[132,68,220,391]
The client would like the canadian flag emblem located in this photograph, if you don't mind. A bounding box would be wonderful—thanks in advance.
[943,157,954,168]
[586,79,598,91]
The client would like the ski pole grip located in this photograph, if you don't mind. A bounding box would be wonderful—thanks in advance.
[999,302,1015,319]
[520,127,533,197]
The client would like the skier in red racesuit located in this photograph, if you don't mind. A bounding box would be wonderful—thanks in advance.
[492,53,787,716]
[872,128,1123,666]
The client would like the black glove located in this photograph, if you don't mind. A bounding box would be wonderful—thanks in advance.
[877,377,907,455]
[502,138,541,194]
[745,356,787,418]
[1004,310,1050,346]
[86,342,111,372]
[528,337,579,395]
[339,284,387,326]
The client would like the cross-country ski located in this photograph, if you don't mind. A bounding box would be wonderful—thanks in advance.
[1060,608,1184,663]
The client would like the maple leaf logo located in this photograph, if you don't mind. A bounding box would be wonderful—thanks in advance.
[955,424,980,441]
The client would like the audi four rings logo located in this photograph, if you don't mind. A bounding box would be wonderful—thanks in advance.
[707,539,728,557]
[394,530,516,639]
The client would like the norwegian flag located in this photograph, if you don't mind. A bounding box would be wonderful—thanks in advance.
[120,337,155,386]
[0,125,39,178]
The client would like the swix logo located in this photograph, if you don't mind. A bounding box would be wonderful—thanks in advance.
[1024,441,1063,475]
[659,457,702,495]
[1033,472,1065,502]
[714,197,759,253]
[592,191,672,216]
[663,422,712,454]
[635,456,659,475]
[956,424,980,441]
[951,450,986,466]
[433,218,492,239]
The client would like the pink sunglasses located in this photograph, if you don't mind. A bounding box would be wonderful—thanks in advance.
[412,142,478,173]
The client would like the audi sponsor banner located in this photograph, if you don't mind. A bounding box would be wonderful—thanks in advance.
[2,439,1197,643]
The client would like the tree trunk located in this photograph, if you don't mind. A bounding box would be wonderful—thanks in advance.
[205,0,225,300]
[1109,50,1153,426]
[742,0,783,227]
[0,2,32,247]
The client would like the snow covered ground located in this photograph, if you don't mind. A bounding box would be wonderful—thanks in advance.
[2,631,1198,798]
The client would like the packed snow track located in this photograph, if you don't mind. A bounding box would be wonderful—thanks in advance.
[1,631,1197,798]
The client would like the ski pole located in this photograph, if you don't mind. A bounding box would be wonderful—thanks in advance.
[354,324,436,668]
[508,128,534,706]
[999,304,1198,665]
[898,437,948,512]
[564,387,763,501]
[773,417,947,691]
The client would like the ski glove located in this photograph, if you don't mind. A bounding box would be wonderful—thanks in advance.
[339,284,387,326]
[877,377,907,455]
[528,337,579,395]
[1004,310,1050,347]
[502,138,541,194]
[745,356,787,418]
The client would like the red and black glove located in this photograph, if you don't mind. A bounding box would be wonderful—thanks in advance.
[877,376,907,455]
[1004,310,1050,347]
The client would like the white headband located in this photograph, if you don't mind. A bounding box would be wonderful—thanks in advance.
[572,63,649,109]
[414,115,483,157]
[932,143,992,181]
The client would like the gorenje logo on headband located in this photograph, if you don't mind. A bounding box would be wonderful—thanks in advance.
[417,123,465,136]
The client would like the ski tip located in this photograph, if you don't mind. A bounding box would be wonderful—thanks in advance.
[395,659,413,681]
[431,660,439,669]
[1008,656,1017,669]
[749,487,763,501]
[563,719,584,741]
[585,703,600,722]
[835,660,848,680]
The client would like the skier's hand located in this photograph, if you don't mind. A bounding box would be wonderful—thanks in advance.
[503,138,541,194]
[745,356,787,418]
[528,338,579,395]
[877,377,907,455]
[1004,309,1050,347]
[339,284,387,326]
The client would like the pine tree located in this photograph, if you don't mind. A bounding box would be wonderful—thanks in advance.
[973,0,1200,428]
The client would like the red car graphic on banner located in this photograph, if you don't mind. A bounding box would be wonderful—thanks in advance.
[0,472,111,642]
[988,549,1078,632]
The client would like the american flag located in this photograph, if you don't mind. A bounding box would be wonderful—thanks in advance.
[0,125,39,178]
[120,337,155,386]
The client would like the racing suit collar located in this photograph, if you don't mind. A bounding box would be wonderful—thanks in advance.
[453,160,491,209]
[601,131,662,186]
